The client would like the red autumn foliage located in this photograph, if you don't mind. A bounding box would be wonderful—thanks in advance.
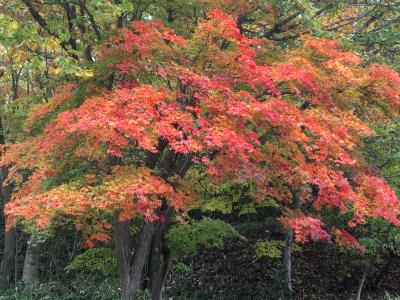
[1,9,399,250]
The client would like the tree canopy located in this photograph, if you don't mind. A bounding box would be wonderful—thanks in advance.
[0,1,399,299]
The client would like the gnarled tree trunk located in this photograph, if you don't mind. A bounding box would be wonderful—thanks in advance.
[115,215,156,300]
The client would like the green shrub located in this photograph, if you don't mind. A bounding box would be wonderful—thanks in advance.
[65,247,117,277]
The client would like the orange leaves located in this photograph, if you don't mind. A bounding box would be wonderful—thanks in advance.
[332,228,365,253]
[0,139,54,202]
[111,20,186,57]
[84,220,113,248]
[24,84,77,130]
[90,166,193,221]
[270,62,324,102]
[35,86,176,158]
[201,9,242,42]
[95,166,170,221]
[302,108,371,165]
[312,167,356,214]
[369,64,400,108]
[302,36,361,66]
[4,166,194,231]
[4,186,91,230]
[311,167,400,229]
[86,233,111,248]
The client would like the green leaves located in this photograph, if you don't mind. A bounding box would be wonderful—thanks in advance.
[254,239,301,260]
[254,239,285,260]
[119,0,134,14]
[65,248,118,277]
[167,218,240,259]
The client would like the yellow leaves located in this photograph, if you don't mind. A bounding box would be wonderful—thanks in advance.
[254,239,301,261]
[8,49,25,64]
[8,20,18,31]
[74,69,94,78]
[49,67,62,76]
[254,240,285,260]
[42,37,61,51]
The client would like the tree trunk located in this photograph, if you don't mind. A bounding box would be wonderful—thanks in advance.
[129,222,155,295]
[355,263,369,300]
[22,235,41,287]
[0,163,15,291]
[283,228,294,300]
[114,217,133,299]
[283,192,301,300]
[114,149,192,299]
[115,214,156,300]
[0,71,18,291]
[149,232,165,300]
[149,207,173,300]
[0,226,15,291]
[150,250,171,300]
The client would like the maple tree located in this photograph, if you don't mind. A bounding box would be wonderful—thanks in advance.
[0,4,400,299]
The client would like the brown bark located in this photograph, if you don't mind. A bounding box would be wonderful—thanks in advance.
[115,214,156,300]
[149,207,173,300]
[114,142,192,299]
[150,247,171,300]
[129,222,155,295]
[114,216,133,299]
